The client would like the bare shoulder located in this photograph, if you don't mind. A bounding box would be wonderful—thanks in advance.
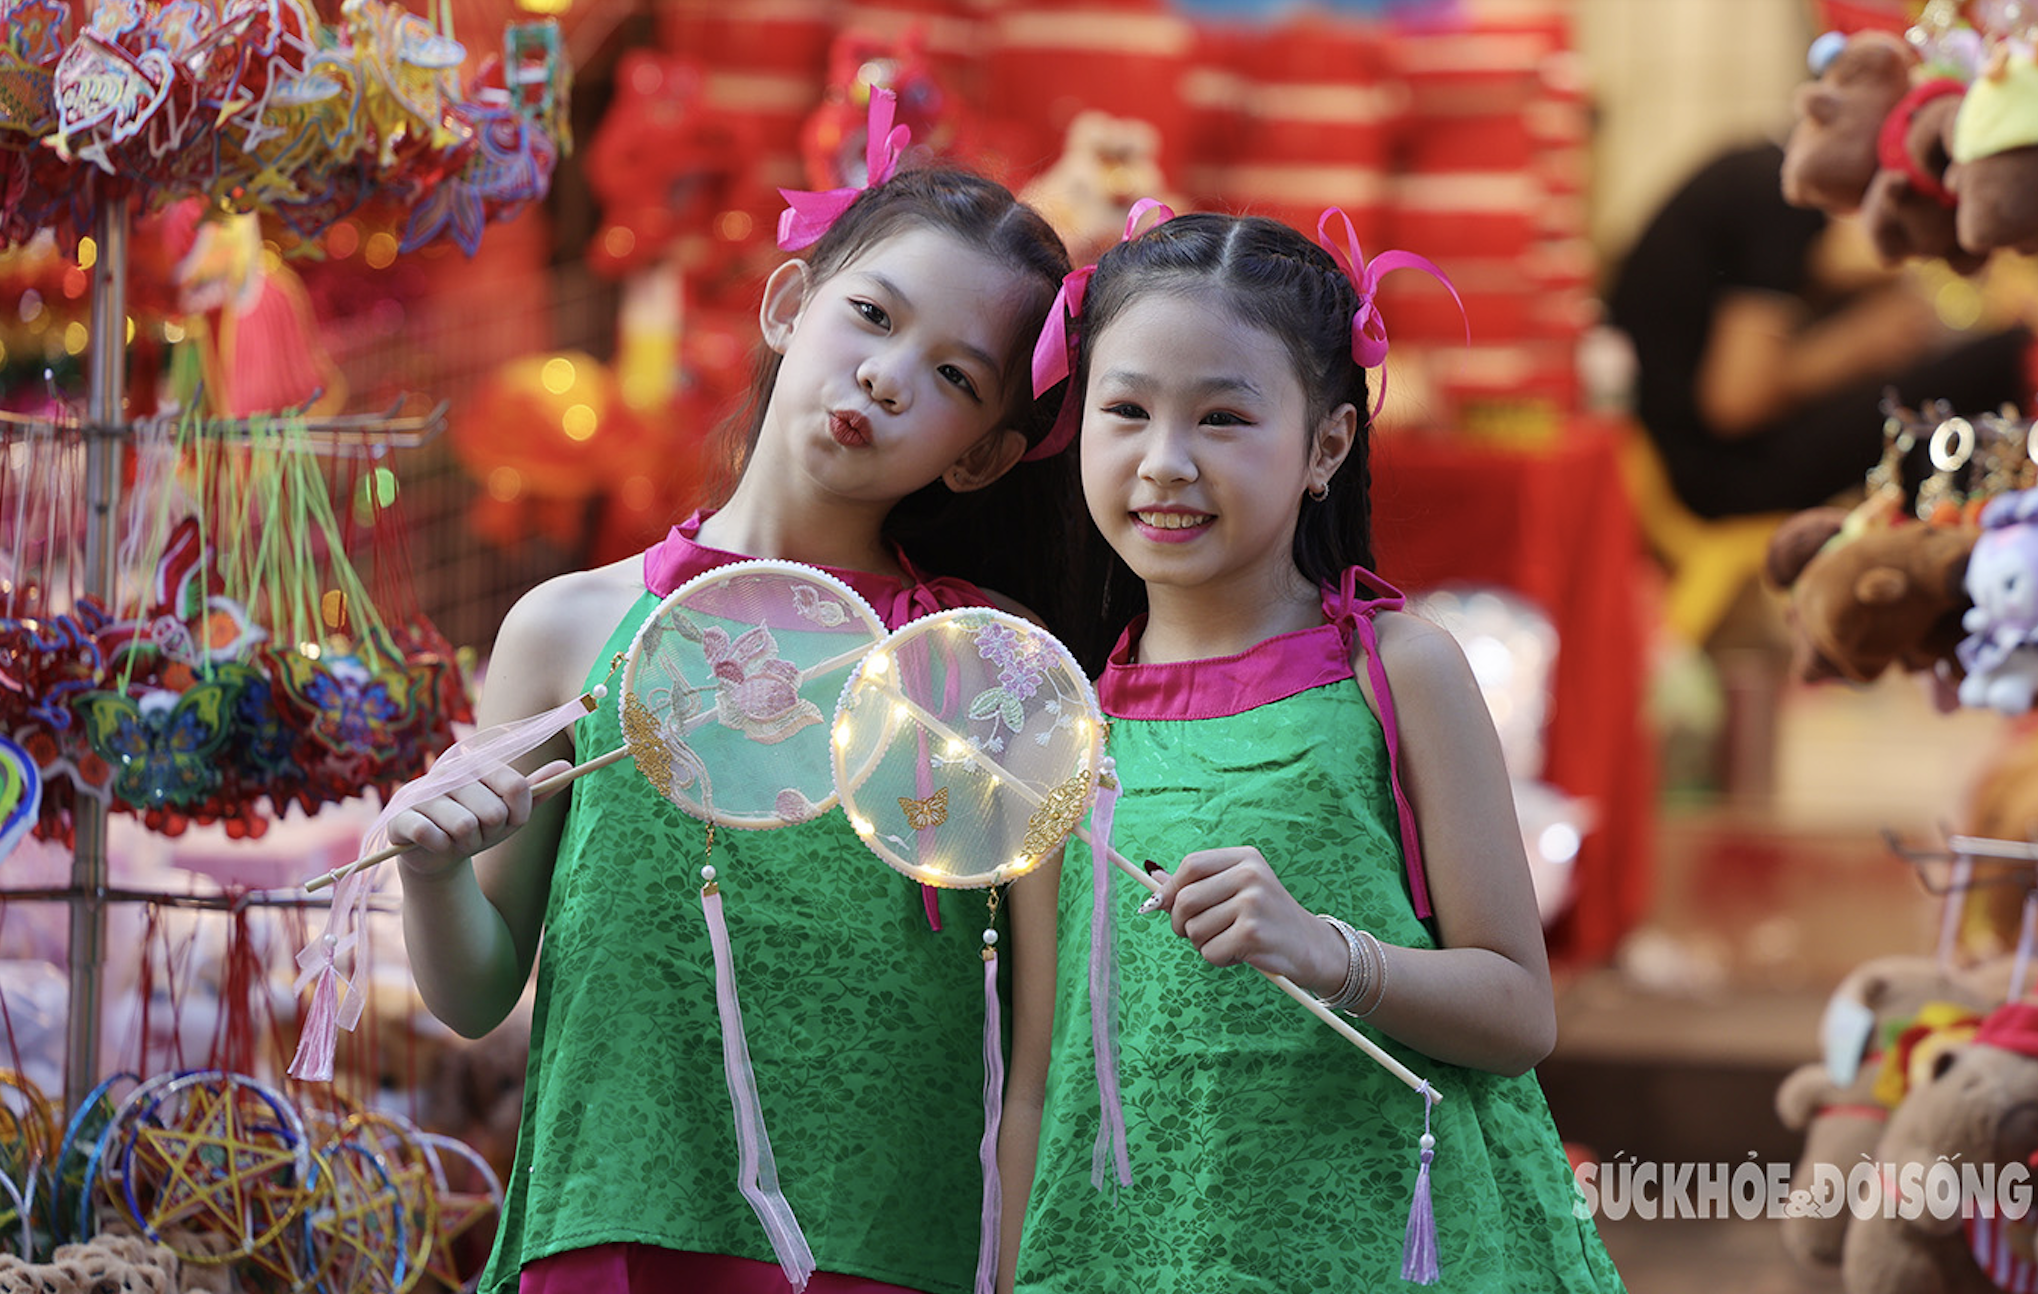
[1349,608,1490,729]
[1369,609,1476,689]
[481,556,648,718]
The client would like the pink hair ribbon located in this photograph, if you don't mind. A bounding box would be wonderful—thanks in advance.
[1314,207,1467,417]
[776,88,910,251]
[1023,199,1175,461]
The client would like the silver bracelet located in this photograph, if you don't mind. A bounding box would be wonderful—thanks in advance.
[1354,928,1389,1018]
[1315,915,1370,1014]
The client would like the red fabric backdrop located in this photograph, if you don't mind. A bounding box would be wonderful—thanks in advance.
[1372,422,1655,966]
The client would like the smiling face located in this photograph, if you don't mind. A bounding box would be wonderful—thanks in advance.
[1080,285,1350,611]
[757,225,1037,508]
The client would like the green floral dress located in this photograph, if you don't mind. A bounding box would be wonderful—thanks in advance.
[1015,575,1625,1293]
[481,517,1005,1294]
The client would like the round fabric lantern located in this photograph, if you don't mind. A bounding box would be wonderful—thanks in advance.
[451,351,655,547]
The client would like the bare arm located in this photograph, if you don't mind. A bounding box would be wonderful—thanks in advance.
[1696,287,1944,437]
[996,853,1060,1294]
[1350,613,1554,1075]
[395,561,643,1038]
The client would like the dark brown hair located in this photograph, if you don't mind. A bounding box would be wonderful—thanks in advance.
[713,167,1089,648]
[1062,212,1375,650]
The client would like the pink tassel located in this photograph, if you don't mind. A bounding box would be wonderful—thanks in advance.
[1401,1083,1440,1285]
[975,941,1004,1294]
[288,870,365,1081]
[287,965,339,1082]
[701,878,816,1291]
[1087,757,1132,1191]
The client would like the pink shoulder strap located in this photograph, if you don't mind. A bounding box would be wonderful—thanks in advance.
[1324,567,1433,921]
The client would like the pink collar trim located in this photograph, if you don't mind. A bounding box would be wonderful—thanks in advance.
[1094,567,1432,921]
[1097,617,1354,721]
[641,510,991,630]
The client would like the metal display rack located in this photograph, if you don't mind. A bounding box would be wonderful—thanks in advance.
[3,197,445,1113]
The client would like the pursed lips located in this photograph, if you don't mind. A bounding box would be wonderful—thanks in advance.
[829,410,874,448]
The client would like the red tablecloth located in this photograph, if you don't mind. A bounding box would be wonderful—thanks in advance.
[1371,424,1653,965]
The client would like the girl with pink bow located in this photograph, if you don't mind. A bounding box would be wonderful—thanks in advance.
[1007,209,1626,1292]
[383,91,1080,1294]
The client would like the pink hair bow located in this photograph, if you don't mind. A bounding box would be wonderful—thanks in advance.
[776,88,911,251]
[1023,199,1175,461]
[1315,207,1467,417]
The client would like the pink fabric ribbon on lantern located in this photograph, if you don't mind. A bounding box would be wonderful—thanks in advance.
[287,869,369,1082]
[776,88,910,251]
[1024,199,1175,461]
[1313,207,1467,418]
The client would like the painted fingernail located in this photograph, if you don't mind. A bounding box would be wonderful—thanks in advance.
[1143,859,1164,875]
[1136,893,1163,915]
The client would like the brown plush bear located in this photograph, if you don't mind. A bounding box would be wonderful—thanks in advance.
[1948,43,2038,256]
[1765,503,1978,684]
[1777,954,2008,1270]
[1784,30,1919,213]
[1961,724,2038,957]
[1842,1001,2038,1294]
[1863,79,1988,273]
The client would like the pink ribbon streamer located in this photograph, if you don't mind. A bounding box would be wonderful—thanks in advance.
[703,882,817,1290]
[1024,200,1175,462]
[1087,756,1132,1191]
[355,689,604,863]
[287,688,603,1081]
[776,88,909,252]
[287,869,368,1082]
[975,945,1005,1294]
[1313,208,1467,418]
[1328,569,1433,920]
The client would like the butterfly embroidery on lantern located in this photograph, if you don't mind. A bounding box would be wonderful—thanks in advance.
[900,786,949,831]
[264,645,420,763]
[72,676,240,809]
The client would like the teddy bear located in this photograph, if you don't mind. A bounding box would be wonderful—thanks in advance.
[1958,489,2038,713]
[1777,954,2007,1269]
[1947,42,2038,256]
[1764,502,1979,685]
[1783,30,1919,213]
[1020,111,1181,266]
[1841,1000,2038,1294]
[1960,723,2038,957]
[1862,78,1989,273]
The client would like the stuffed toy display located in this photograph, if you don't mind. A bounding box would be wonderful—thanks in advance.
[1840,1001,2038,1294]
[1783,17,2038,268]
[1959,489,2038,712]
[1864,78,1986,272]
[1948,42,2038,257]
[1783,30,1919,213]
[1776,953,2008,1269]
[1764,503,1978,686]
[1962,724,2038,955]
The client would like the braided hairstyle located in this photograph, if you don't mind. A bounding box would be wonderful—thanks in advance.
[711,167,1086,644]
[1067,212,1375,657]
